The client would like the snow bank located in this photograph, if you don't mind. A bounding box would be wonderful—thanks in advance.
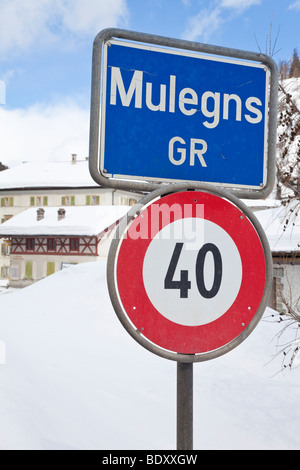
[0,261,299,450]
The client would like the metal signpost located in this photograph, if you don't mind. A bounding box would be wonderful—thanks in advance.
[89,29,278,450]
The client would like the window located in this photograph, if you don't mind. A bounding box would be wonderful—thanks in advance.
[11,266,19,280]
[30,196,48,206]
[70,238,79,251]
[129,198,137,206]
[62,196,75,206]
[120,196,137,206]
[1,215,13,223]
[86,195,100,205]
[47,238,57,251]
[1,197,13,207]
[61,262,77,270]
[26,238,35,251]
[272,265,286,312]
[1,241,10,256]
[273,267,284,277]
[0,266,9,278]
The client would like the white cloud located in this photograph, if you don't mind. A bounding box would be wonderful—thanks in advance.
[0,0,54,55]
[57,0,129,36]
[220,0,261,10]
[289,0,300,10]
[183,7,223,42]
[0,100,89,167]
[183,0,261,42]
[0,0,130,165]
[0,0,129,56]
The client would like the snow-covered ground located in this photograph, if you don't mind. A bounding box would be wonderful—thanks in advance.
[0,261,299,450]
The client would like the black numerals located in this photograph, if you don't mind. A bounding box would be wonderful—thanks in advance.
[164,243,223,299]
[164,243,191,298]
[196,243,222,299]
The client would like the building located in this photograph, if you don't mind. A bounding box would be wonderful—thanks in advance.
[255,202,300,313]
[0,156,142,281]
[0,205,130,286]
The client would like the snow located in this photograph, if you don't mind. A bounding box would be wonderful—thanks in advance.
[0,261,299,450]
[0,160,97,189]
[255,203,300,253]
[0,205,130,237]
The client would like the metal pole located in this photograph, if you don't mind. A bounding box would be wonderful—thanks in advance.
[177,362,193,450]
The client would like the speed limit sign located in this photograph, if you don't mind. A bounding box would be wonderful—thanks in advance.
[107,183,272,362]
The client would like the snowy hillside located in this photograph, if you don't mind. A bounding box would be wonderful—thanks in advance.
[0,261,300,450]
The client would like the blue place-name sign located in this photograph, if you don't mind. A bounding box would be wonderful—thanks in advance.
[100,40,268,189]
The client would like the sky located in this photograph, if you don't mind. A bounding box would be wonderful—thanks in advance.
[0,0,299,167]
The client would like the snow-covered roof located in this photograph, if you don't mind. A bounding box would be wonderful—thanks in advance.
[242,198,281,211]
[255,203,300,253]
[0,205,130,237]
[0,160,98,189]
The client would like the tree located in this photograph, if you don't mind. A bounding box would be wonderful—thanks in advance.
[279,60,289,80]
[276,81,300,200]
[289,49,300,78]
[273,69,300,370]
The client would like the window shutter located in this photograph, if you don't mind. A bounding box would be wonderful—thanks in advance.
[71,196,75,206]
[62,196,66,205]
[9,197,13,207]
[30,197,35,206]
[25,262,33,279]
[47,262,55,276]
[86,195,90,205]
[43,196,48,206]
[96,196,100,205]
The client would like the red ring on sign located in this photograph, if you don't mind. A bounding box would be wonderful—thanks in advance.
[115,191,266,354]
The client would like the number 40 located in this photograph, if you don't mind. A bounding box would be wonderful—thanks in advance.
[164,242,223,299]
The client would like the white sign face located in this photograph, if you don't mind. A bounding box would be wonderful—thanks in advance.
[143,218,242,326]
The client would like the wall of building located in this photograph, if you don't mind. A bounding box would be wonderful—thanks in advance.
[9,253,99,286]
[7,228,117,286]
[0,187,141,218]
[272,257,300,314]
[0,186,141,282]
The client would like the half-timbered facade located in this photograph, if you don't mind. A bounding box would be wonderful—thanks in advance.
[11,235,100,257]
[0,205,130,286]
